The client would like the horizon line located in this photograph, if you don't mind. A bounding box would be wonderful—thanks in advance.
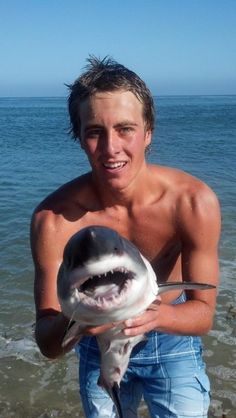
[0,93,236,99]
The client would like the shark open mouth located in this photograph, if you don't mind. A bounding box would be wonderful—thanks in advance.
[77,268,133,306]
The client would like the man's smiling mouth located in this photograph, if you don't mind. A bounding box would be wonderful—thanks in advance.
[103,162,127,169]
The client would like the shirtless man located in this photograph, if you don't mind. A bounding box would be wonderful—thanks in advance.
[31,56,221,417]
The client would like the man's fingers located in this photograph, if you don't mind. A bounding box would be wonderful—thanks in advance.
[83,298,161,337]
[148,302,160,311]
[124,309,158,328]
[148,296,162,310]
[123,318,158,336]
[84,322,114,336]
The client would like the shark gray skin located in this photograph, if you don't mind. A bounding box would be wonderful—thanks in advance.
[57,225,215,418]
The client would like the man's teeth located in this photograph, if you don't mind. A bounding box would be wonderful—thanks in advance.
[103,162,126,169]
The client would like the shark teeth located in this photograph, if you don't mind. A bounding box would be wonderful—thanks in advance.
[83,267,129,283]
[77,267,132,305]
[84,267,129,282]
[94,292,127,308]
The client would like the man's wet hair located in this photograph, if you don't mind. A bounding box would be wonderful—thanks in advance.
[67,56,155,140]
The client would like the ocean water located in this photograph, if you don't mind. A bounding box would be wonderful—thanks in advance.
[0,95,235,417]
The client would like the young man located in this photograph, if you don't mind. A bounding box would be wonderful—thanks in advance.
[31,56,221,417]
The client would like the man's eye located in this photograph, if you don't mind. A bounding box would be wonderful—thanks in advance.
[120,127,134,134]
[86,130,101,138]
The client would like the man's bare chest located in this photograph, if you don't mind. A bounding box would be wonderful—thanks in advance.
[71,204,179,263]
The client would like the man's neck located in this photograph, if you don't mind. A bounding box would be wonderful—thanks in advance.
[91,164,157,210]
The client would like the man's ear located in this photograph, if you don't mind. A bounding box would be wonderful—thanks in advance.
[144,130,152,147]
[80,138,85,149]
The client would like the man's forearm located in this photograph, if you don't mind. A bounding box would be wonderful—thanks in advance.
[123,299,215,337]
[35,313,72,359]
[155,300,215,336]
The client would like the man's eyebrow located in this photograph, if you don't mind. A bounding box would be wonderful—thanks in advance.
[84,121,138,131]
[115,121,138,127]
[84,124,103,131]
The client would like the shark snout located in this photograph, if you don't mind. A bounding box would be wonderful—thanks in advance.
[64,226,125,269]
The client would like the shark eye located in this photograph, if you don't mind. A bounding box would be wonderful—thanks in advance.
[113,246,122,256]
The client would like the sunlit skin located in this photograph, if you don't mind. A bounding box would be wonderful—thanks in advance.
[31,89,221,359]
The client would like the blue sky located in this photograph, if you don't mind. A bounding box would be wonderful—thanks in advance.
[0,0,235,96]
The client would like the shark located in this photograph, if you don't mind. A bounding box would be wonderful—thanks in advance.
[57,225,215,417]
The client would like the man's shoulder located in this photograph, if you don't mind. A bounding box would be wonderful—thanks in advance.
[37,173,92,207]
[31,173,94,227]
[149,164,220,217]
[151,164,216,196]
[163,168,221,235]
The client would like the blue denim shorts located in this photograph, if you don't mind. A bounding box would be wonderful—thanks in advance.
[75,293,210,417]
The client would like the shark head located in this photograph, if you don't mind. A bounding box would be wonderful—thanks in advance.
[57,226,158,324]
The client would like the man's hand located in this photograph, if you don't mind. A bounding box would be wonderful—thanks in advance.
[62,320,121,350]
[77,297,161,338]
[122,296,162,337]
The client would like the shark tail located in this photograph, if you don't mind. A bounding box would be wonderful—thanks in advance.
[158,281,215,295]
[98,378,123,418]
[110,382,123,418]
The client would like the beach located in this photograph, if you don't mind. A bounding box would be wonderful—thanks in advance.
[0,95,235,417]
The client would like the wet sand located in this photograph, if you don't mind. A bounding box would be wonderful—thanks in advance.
[0,289,235,418]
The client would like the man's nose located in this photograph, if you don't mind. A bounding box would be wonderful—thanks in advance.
[102,130,120,155]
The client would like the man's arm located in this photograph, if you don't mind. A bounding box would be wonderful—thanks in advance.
[31,208,115,358]
[31,209,72,358]
[123,184,221,337]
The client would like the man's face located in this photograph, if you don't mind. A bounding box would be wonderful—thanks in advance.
[79,90,151,192]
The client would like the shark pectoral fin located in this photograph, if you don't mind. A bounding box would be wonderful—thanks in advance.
[62,321,83,349]
[96,335,112,354]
